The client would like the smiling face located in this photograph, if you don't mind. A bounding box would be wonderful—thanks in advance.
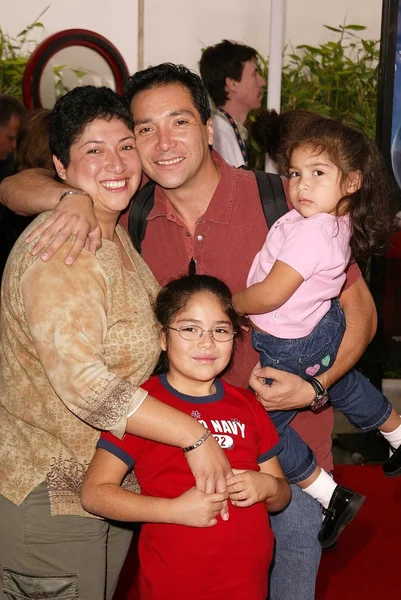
[161,291,234,396]
[53,118,141,222]
[288,146,359,218]
[131,83,214,191]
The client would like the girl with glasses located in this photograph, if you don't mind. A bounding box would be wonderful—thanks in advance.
[82,274,290,600]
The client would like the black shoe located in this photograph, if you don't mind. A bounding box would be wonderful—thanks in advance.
[321,541,338,552]
[318,485,365,549]
[383,445,401,478]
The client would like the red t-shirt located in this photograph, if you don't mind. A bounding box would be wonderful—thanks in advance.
[119,152,361,471]
[100,375,281,600]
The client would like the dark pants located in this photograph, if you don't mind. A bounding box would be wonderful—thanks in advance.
[252,299,392,483]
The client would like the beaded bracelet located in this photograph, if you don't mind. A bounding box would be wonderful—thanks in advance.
[182,429,211,453]
[59,189,92,203]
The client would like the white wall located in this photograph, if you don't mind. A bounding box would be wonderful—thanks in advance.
[2,0,382,76]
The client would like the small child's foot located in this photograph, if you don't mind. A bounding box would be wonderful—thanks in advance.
[383,445,401,478]
[318,485,365,549]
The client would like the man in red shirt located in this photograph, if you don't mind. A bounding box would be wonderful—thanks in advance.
[0,65,376,600]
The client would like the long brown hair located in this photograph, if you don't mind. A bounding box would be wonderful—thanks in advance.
[282,118,397,263]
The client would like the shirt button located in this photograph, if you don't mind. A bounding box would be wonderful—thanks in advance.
[186,232,191,237]
[197,235,204,241]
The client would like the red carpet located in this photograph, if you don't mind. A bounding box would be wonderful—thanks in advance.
[115,465,401,599]
[316,464,401,599]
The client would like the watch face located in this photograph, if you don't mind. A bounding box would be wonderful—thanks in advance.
[311,392,329,412]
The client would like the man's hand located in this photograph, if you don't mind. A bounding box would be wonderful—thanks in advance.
[249,362,315,412]
[170,487,228,527]
[227,469,278,507]
[25,193,101,264]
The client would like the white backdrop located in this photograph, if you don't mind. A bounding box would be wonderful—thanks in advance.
[2,0,382,75]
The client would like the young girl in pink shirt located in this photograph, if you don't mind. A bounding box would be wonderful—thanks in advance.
[233,118,400,549]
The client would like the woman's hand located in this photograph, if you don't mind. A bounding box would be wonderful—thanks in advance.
[249,362,314,411]
[184,434,233,520]
[25,193,101,264]
[170,487,228,527]
[227,468,278,507]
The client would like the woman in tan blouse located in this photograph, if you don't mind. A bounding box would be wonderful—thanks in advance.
[0,86,230,600]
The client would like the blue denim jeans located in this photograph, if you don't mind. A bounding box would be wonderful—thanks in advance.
[269,485,322,600]
[252,299,392,483]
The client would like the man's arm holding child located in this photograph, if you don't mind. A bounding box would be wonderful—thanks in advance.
[250,266,376,410]
[0,169,101,261]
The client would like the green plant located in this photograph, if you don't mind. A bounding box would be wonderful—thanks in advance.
[249,23,379,168]
[0,8,48,100]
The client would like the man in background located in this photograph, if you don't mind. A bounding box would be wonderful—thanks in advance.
[0,95,26,182]
[0,95,26,280]
[199,39,265,167]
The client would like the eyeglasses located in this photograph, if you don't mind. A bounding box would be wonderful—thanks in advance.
[167,325,237,342]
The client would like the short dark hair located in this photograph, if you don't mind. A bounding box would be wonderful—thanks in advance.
[125,63,211,125]
[49,86,133,167]
[154,274,244,375]
[0,95,26,128]
[199,40,257,106]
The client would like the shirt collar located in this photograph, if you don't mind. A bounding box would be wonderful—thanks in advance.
[148,150,237,225]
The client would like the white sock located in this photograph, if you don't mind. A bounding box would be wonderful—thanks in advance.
[303,469,337,509]
[381,421,401,450]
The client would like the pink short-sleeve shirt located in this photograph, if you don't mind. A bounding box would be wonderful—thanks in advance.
[247,209,351,338]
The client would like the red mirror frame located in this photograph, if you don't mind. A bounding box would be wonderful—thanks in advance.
[22,29,130,109]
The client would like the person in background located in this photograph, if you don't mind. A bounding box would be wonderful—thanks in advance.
[0,95,26,182]
[82,274,290,600]
[252,108,323,174]
[200,40,265,167]
[0,108,53,282]
[14,108,53,173]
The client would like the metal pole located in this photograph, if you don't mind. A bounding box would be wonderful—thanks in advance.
[137,0,145,71]
[267,0,285,112]
[265,0,286,172]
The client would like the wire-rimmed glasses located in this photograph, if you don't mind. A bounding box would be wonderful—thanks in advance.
[167,325,237,342]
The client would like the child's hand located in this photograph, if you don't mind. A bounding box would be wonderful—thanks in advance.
[170,487,228,528]
[227,469,279,507]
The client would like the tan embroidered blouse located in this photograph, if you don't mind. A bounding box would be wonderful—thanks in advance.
[0,213,160,516]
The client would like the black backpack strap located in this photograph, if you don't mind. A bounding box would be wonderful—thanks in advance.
[254,171,288,228]
[128,180,156,254]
